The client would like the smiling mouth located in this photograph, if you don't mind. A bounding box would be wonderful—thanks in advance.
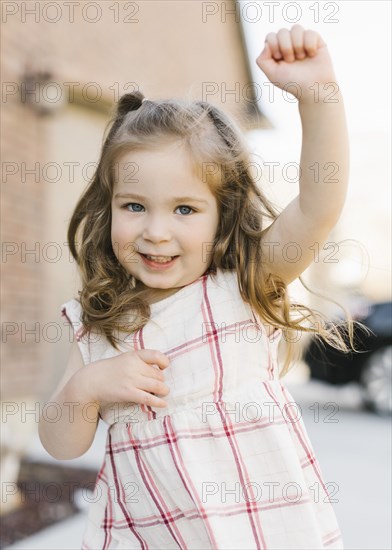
[140,253,179,264]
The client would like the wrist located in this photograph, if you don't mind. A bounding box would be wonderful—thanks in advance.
[298,80,341,107]
[68,365,100,406]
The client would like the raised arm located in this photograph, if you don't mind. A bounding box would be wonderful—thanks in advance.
[255,25,349,286]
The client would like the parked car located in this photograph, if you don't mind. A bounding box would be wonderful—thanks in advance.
[304,300,392,416]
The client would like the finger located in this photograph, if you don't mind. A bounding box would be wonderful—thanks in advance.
[140,376,170,397]
[264,32,282,61]
[137,349,170,370]
[277,28,295,62]
[317,34,327,48]
[133,388,168,408]
[290,24,306,59]
[256,40,272,62]
[141,364,165,381]
[303,30,319,57]
[256,41,278,74]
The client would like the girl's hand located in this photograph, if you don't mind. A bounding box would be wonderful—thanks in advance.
[256,24,337,103]
[77,349,171,408]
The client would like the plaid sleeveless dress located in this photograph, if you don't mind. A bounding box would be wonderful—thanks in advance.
[61,267,344,549]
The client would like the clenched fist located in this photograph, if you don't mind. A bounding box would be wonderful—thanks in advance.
[256,24,338,103]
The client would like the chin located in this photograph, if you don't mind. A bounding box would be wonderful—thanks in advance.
[139,277,174,290]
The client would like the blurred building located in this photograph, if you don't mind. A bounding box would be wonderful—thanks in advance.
[1,0,269,516]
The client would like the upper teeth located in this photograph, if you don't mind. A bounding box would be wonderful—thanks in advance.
[146,255,173,262]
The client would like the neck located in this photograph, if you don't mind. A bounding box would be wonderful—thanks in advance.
[136,283,181,305]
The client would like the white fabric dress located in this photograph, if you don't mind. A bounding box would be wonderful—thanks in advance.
[61,267,344,549]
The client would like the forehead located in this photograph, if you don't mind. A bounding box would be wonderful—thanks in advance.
[114,142,210,193]
[116,141,192,168]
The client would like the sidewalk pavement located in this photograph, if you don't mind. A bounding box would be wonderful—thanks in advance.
[4,512,88,550]
[3,419,108,550]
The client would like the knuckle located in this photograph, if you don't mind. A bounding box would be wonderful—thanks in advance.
[305,30,317,40]
[155,350,165,363]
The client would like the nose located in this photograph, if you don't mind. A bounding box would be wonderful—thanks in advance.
[142,213,172,243]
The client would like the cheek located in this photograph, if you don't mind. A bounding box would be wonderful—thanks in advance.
[205,211,219,238]
[110,220,119,246]
[110,218,128,257]
[111,214,127,239]
[192,213,218,243]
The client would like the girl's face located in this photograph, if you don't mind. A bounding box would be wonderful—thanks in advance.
[111,140,219,291]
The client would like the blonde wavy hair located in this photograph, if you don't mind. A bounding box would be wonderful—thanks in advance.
[67,90,369,378]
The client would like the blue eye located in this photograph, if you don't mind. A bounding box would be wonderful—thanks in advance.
[123,202,144,212]
[122,203,196,215]
[176,205,194,215]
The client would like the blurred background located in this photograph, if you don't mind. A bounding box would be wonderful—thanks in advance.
[1,0,391,548]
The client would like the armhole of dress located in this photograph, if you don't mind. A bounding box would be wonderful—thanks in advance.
[249,306,283,345]
[269,327,283,351]
[225,269,282,344]
[60,300,91,367]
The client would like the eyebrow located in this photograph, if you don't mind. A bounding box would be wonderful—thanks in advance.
[114,192,209,205]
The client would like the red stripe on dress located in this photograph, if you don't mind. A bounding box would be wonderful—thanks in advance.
[112,508,200,530]
[109,491,312,530]
[126,423,187,547]
[216,402,269,549]
[201,276,268,550]
[107,428,148,548]
[250,308,275,381]
[102,484,111,549]
[92,456,112,548]
[323,527,343,546]
[168,318,256,359]
[201,276,223,404]
[264,382,332,512]
[163,414,219,547]
[134,326,156,421]
[110,414,286,454]
[280,385,329,495]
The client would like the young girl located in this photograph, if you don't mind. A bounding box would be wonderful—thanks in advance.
[39,25,358,549]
